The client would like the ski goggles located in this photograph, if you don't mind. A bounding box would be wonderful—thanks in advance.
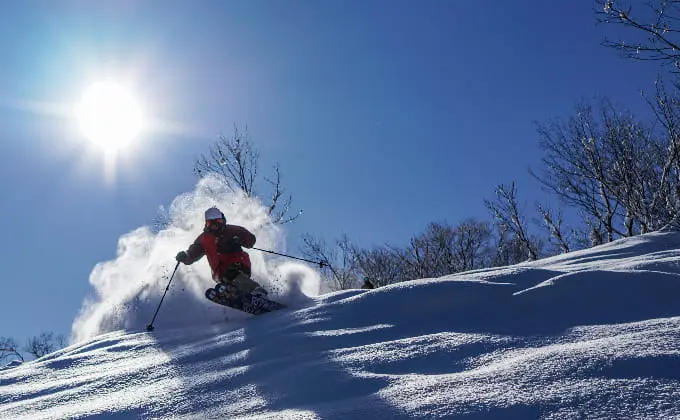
[206,218,224,227]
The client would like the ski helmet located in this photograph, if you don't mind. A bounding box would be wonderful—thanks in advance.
[205,207,224,222]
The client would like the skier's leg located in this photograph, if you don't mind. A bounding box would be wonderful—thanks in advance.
[220,263,267,295]
[232,271,261,293]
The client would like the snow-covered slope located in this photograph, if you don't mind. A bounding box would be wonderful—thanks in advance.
[2,231,680,419]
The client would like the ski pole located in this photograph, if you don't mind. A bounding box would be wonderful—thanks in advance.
[146,261,181,332]
[251,247,327,268]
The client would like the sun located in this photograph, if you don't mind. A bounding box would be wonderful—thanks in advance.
[76,82,144,151]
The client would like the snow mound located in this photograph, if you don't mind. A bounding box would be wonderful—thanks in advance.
[2,231,680,419]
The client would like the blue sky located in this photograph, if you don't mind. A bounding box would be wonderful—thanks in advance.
[0,1,665,350]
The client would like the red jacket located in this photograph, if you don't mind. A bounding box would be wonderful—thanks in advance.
[184,224,256,280]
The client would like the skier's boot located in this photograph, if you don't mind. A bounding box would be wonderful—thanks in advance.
[220,263,268,296]
[214,282,238,298]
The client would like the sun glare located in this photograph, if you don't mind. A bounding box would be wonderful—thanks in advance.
[77,82,143,151]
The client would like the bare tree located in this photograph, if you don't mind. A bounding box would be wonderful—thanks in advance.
[0,336,23,365]
[595,0,680,70]
[23,332,64,359]
[642,80,680,227]
[388,220,492,279]
[600,92,679,232]
[452,219,493,271]
[591,225,605,246]
[391,238,429,280]
[194,125,301,224]
[602,109,652,234]
[484,182,539,260]
[300,233,359,291]
[567,219,596,249]
[531,101,629,241]
[594,1,680,229]
[55,334,68,349]
[355,246,407,287]
[536,203,571,254]
[416,222,456,276]
[489,222,544,267]
[391,222,455,279]
[533,97,680,236]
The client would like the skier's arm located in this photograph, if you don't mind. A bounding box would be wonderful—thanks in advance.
[184,234,206,264]
[232,226,256,248]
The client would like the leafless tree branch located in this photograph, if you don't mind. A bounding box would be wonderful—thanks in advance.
[194,125,301,225]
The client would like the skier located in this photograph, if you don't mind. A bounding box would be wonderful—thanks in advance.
[175,207,268,297]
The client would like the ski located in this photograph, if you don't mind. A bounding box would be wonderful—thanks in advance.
[204,284,286,315]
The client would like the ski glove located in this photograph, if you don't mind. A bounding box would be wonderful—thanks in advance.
[176,251,189,264]
[232,236,241,245]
